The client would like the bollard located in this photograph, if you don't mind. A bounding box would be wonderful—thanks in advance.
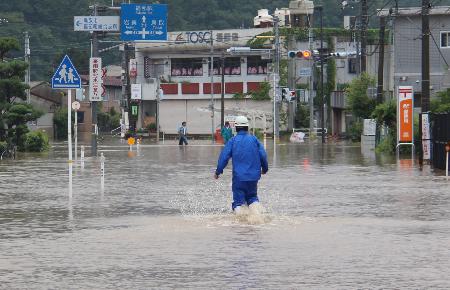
[263,132,267,148]
[137,138,140,150]
[80,146,85,162]
[100,152,105,193]
[446,142,450,178]
[68,163,73,199]
[100,152,105,177]
[446,152,449,178]
[162,132,165,144]
[128,137,135,151]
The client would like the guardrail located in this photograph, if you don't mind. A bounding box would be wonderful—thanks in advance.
[110,126,122,137]
[293,128,328,137]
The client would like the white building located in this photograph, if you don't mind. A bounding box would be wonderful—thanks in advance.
[134,28,274,135]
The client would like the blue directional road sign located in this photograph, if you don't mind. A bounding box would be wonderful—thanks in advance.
[120,4,168,41]
[51,55,81,89]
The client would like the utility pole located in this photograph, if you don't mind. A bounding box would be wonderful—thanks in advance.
[288,35,296,131]
[376,17,386,146]
[421,0,431,164]
[24,31,31,104]
[376,17,386,105]
[360,0,368,73]
[221,52,225,129]
[308,28,314,134]
[274,16,281,140]
[91,4,99,156]
[421,0,431,112]
[121,43,129,136]
[156,77,160,142]
[319,6,325,144]
[209,30,215,143]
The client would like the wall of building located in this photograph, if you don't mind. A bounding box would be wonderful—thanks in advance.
[159,99,272,134]
[133,28,275,134]
[394,14,450,95]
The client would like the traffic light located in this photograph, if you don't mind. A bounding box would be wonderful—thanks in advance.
[288,50,312,59]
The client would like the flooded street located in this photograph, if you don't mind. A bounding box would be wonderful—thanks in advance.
[1,139,450,289]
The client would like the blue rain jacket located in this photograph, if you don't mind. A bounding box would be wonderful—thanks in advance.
[215,131,268,181]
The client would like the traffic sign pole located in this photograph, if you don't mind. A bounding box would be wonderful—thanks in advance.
[72,102,80,161]
[74,109,77,161]
[67,90,73,163]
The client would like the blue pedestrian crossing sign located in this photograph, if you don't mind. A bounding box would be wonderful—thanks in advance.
[51,55,81,89]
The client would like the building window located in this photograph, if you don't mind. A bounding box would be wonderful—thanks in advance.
[441,31,450,48]
[77,111,85,124]
[171,58,203,76]
[209,57,241,75]
[348,58,357,74]
[247,56,270,75]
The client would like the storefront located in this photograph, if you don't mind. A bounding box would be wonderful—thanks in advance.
[134,28,274,134]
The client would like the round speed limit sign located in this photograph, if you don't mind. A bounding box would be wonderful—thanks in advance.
[72,101,80,111]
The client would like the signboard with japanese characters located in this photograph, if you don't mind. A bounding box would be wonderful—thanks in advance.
[422,113,431,160]
[89,57,103,102]
[398,86,414,143]
[129,59,137,77]
[131,84,142,100]
[120,4,167,41]
[74,16,120,31]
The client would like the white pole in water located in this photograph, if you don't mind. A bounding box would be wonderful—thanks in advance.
[80,145,85,169]
[67,90,73,163]
[80,145,85,161]
[100,152,105,193]
[446,143,450,179]
[446,151,449,178]
[100,152,105,177]
[74,109,78,161]
[68,162,73,198]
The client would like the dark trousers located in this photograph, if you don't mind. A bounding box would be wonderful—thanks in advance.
[179,135,188,145]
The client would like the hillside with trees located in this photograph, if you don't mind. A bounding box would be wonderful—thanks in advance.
[0,0,448,79]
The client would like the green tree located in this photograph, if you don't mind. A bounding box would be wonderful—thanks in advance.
[431,88,450,113]
[53,107,75,140]
[345,73,377,119]
[0,37,43,153]
[250,81,271,100]
[371,100,397,152]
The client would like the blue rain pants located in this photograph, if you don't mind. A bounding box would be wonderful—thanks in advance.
[232,179,259,210]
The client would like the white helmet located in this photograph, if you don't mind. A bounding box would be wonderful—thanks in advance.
[235,116,249,127]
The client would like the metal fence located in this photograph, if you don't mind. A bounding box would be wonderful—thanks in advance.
[432,113,450,170]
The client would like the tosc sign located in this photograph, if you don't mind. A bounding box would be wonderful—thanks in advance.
[175,31,212,44]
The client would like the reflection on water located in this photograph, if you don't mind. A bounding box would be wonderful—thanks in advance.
[0,139,449,289]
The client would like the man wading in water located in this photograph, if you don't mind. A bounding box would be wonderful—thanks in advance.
[214,116,268,214]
